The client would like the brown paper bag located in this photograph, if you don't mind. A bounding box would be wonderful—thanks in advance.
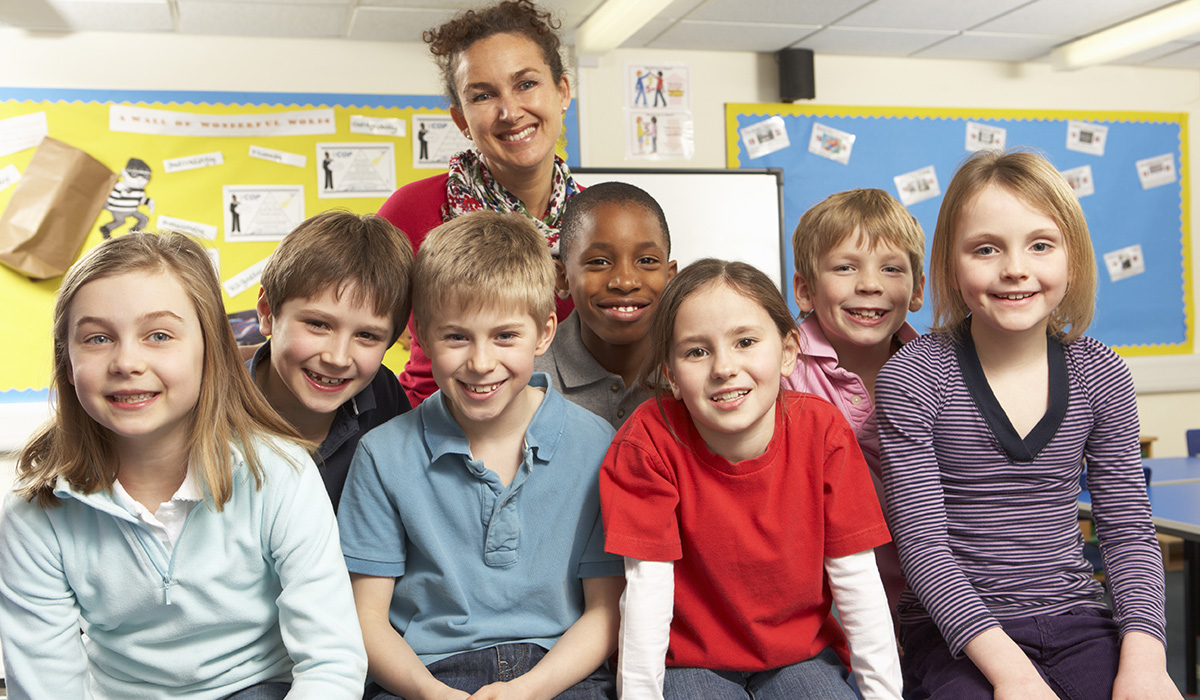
[0,137,118,279]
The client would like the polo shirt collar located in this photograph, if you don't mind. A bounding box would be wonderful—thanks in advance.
[552,311,614,390]
[798,315,919,363]
[423,372,564,464]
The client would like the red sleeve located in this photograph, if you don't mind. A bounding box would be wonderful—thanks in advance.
[377,173,449,255]
[599,416,682,562]
[816,402,892,558]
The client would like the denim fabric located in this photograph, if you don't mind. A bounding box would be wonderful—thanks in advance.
[222,682,290,700]
[367,643,615,699]
[902,607,1122,699]
[662,647,856,700]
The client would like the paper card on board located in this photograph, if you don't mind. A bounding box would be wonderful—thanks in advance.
[1103,244,1145,282]
[0,164,20,192]
[110,105,335,137]
[627,111,694,160]
[223,185,304,242]
[893,166,940,206]
[250,145,306,168]
[965,122,1006,152]
[0,112,49,157]
[413,115,472,169]
[223,256,270,299]
[206,248,221,278]
[1060,165,1094,198]
[157,214,218,240]
[350,115,405,137]
[163,152,224,174]
[808,123,855,165]
[740,116,790,160]
[1136,154,1176,189]
[626,63,690,110]
[1066,121,1108,156]
[317,143,396,198]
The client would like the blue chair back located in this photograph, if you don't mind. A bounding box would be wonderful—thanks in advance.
[1188,429,1200,457]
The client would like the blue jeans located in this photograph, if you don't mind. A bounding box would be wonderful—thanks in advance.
[367,643,615,699]
[222,681,290,700]
[663,647,856,700]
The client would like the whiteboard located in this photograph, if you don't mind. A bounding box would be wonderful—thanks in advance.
[572,168,785,288]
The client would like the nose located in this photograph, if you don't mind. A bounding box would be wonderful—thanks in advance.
[322,333,353,369]
[856,269,884,294]
[710,346,736,380]
[467,342,497,375]
[498,92,524,122]
[110,342,147,376]
[1001,251,1029,280]
[607,259,641,292]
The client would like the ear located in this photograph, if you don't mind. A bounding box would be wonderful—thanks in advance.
[255,288,275,337]
[557,75,571,113]
[533,313,557,357]
[412,317,426,350]
[449,106,469,138]
[554,259,572,301]
[666,259,679,280]
[780,328,800,377]
[793,271,816,313]
[661,362,681,400]
[909,273,926,313]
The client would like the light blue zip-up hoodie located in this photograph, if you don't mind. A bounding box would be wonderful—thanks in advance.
[0,437,366,699]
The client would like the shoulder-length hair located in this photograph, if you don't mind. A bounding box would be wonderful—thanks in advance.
[18,231,306,508]
[930,149,1096,342]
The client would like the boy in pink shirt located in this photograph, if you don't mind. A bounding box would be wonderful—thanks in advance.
[783,188,926,626]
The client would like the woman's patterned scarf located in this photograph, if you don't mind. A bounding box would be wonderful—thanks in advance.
[443,149,580,255]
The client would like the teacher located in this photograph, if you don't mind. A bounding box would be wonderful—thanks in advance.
[379,0,578,406]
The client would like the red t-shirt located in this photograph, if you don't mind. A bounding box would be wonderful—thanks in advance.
[600,391,890,671]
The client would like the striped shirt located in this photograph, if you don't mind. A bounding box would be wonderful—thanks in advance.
[876,330,1165,657]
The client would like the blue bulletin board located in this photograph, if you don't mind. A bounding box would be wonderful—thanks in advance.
[725,104,1193,356]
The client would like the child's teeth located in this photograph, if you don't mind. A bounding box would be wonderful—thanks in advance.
[305,369,348,386]
[849,309,883,319]
[712,390,748,402]
[465,382,501,394]
[998,292,1033,300]
[112,393,155,403]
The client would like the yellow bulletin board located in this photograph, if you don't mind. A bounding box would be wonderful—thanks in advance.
[0,87,581,399]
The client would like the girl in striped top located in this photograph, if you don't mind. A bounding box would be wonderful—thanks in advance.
[876,150,1179,699]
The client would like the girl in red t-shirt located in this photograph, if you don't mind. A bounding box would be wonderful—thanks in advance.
[600,259,902,700]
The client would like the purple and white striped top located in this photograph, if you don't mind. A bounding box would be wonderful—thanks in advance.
[876,330,1165,657]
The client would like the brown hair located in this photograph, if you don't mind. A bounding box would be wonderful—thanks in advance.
[930,149,1096,342]
[424,0,566,111]
[792,188,925,306]
[259,210,414,344]
[412,210,555,338]
[18,231,305,509]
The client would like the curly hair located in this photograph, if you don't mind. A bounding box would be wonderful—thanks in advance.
[424,0,566,110]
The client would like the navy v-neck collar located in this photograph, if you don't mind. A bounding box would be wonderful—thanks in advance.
[956,326,1068,463]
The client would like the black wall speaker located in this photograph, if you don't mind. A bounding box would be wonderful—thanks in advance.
[777,48,815,102]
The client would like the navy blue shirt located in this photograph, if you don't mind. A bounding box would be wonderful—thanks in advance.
[248,341,411,512]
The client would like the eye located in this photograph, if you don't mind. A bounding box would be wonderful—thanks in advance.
[496,331,518,342]
[736,337,757,349]
[683,347,707,359]
[517,79,539,91]
[1031,241,1053,252]
[356,331,381,342]
[833,264,853,272]
[305,319,330,331]
[468,91,492,103]
[444,332,468,343]
[974,245,997,256]
[148,331,172,343]
[83,334,112,345]
[637,256,661,267]
[883,264,905,274]
[584,257,611,267]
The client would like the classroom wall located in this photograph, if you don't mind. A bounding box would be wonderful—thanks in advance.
[2,28,1197,456]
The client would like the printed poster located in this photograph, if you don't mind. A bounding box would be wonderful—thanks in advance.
[1066,121,1108,156]
[627,111,694,160]
[626,63,690,110]
[223,185,305,241]
[808,123,856,165]
[965,122,1006,152]
[1061,165,1095,198]
[413,114,473,169]
[740,116,790,160]
[893,166,941,207]
[317,143,396,198]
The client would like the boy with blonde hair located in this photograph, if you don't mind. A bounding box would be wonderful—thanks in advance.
[251,210,414,512]
[338,211,624,700]
[785,188,926,624]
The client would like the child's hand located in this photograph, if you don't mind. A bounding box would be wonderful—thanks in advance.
[991,676,1060,700]
[466,681,528,700]
[436,688,471,700]
[1112,631,1184,700]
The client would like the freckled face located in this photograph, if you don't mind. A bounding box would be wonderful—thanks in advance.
[449,32,571,185]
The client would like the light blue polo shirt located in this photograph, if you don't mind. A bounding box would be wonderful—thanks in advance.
[338,373,622,664]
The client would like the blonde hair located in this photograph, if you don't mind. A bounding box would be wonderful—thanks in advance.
[260,210,414,344]
[412,210,556,336]
[792,188,925,306]
[930,149,1096,342]
[18,232,305,509]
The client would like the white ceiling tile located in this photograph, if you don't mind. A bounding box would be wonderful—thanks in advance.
[839,0,1029,32]
[614,17,676,48]
[976,0,1179,37]
[177,2,348,37]
[1141,42,1200,68]
[687,0,872,26]
[347,6,460,41]
[658,0,707,21]
[1,0,172,32]
[646,19,818,52]
[914,31,1065,61]
[796,26,954,56]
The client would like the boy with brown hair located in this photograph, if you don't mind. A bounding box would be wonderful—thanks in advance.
[251,209,414,512]
[338,211,624,700]
[785,188,926,624]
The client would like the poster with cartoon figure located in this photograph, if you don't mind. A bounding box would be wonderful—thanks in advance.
[316,142,396,198]
[413,114,473,168]
[223,185,305,241]
[625,64,691,110]
[627,111,694,160]
[99,157,155,239]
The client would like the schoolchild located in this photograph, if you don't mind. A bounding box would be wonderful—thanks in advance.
[535,181,677,428]
[0,231,366,699]
[250,210,414,512]
[338,210,624,699]
[601,259,903,700]
[875,150,1180,699]
[785,188,925,624]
